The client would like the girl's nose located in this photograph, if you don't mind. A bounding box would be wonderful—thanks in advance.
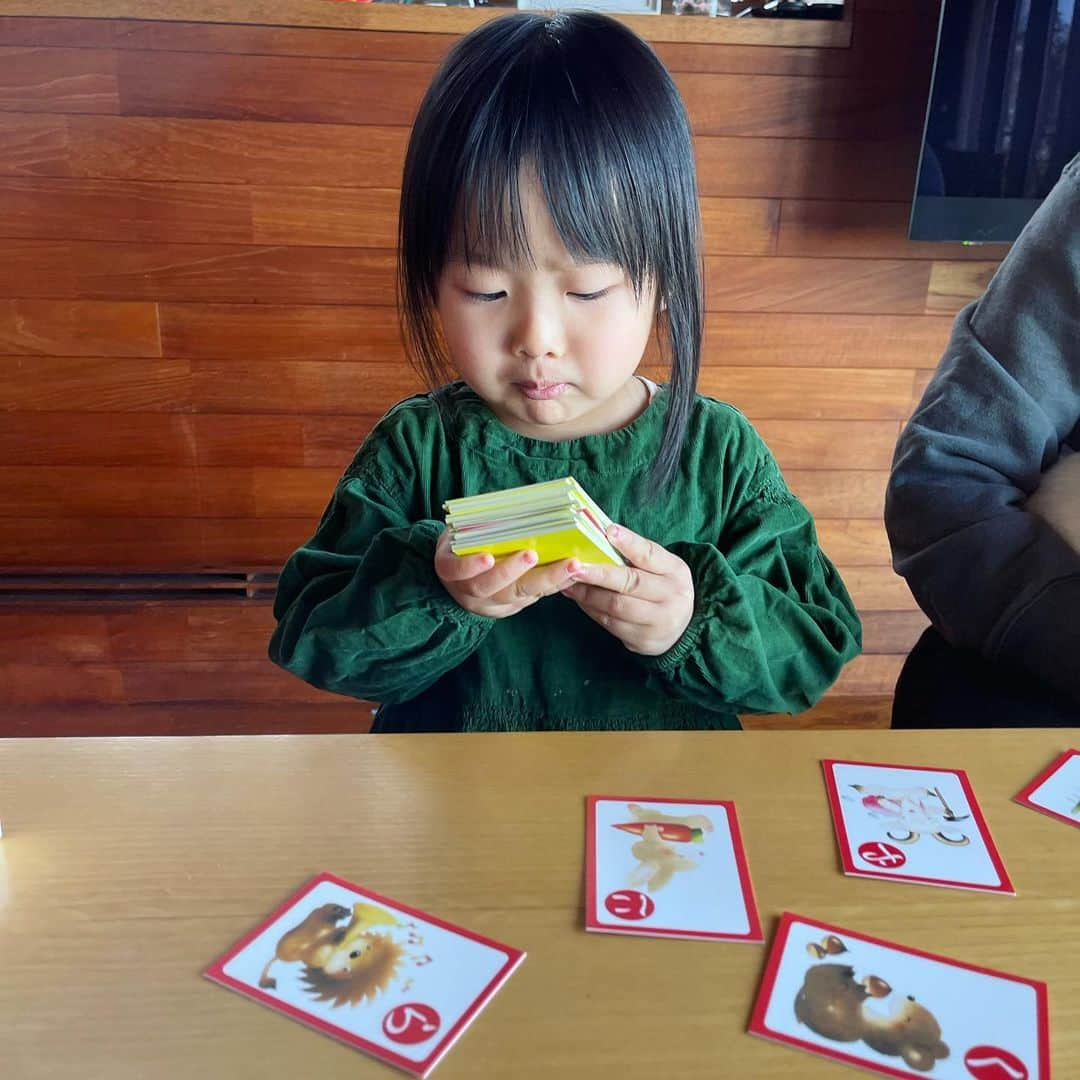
[512,299,565,360]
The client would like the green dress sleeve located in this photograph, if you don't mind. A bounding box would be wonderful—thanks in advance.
[269,441,494,704]
[639,436,862,715]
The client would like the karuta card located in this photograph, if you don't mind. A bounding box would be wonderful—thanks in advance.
[584,795,763,942]
[749,913,1049,1080]
[1014,748,1080,829]
[823,760,1014,894]
[204,873,525,1078]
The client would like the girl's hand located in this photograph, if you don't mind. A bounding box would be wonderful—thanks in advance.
[435,529,577,619]
[561,524,694,656]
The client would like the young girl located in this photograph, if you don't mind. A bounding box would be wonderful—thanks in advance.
[269,12,861,731]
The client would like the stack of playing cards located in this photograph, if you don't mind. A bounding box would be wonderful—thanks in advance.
[444,477,625,567]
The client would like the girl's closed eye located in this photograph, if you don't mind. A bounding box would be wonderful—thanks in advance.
[569,286,614,301]
[463,285,617,303]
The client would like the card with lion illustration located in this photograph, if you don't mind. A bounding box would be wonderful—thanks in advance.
[204,872,524,1077]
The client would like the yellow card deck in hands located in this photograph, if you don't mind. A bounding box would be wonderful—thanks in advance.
[444,478,625,567]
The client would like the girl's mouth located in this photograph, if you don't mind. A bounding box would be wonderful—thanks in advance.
[517,382,568,400]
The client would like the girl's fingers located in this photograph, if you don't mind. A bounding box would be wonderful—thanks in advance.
[604,523,683,575]
[563,583,655,626]
[434,530,495,582]
[468,549,540,598]
[566,561,667,602]
[471,555,577,602]
[505,561,579,603]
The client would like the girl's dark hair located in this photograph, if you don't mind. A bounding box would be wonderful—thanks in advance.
[398,11,704,494]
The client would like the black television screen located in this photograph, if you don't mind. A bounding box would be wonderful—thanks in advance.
[910,0,1080,244]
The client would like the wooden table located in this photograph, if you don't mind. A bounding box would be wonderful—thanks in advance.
[2,727,1077,1078]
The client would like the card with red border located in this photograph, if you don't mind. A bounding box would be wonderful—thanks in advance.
[822,760,1014,894]
[749,912,1050,1079]
[1014,748,1080,829]
[584,795,763,942]
[204,873,525,1077]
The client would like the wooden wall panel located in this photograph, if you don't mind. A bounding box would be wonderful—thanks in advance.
[0,18,455,64]
[700,313,953,368]
[0,113,927,201]
[0,2,1008,709]
[0,13,921,78]
[0,45,119,113]
[0,356,191,410]
[158,303,404,361]
[0,298,160,354]
[778,201,1011,262]
[0,175,254,242]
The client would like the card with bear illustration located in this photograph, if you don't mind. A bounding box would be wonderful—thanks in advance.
[584,795,763,941]
[1014,748,1080,829]
[749,913,1049,1079]
[823,760,1014,894]
[204,872,525,1077]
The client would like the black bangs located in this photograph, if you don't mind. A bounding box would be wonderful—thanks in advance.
[398,12,704,496]
[451,32,657,296]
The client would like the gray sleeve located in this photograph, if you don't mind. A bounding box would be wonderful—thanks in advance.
[885,153,1080,704]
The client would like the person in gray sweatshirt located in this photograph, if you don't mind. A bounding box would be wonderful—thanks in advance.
[886,152,1080,726]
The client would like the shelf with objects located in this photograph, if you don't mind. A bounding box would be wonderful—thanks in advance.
[0,0,852,47]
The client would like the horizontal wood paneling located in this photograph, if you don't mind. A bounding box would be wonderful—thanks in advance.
[785,471,889,520]
[4,44,914,141]
[0,416,898,493]
[0,701,377,737]
[0,182,776,254]
[0,14,916,78]
[0,412,377,466]
[0,297,160,354]
[159,302,403,361]
[189,360,425,413]
[778,201,1010,262]
[0,517,305,567]
[700,312,953,368]
[926,261,1000,314]
[0,44,119,113]
[829,653,905,696]
[0,521,911,621]
[156,305,957,369]
[0,238,956,315]
[0,658,328,705]
[813,519,896,566]
[0,174,254,242]
[0,602,926,666]
[692,368,916,420]
[0,113,928,201]
[0,356,191,410]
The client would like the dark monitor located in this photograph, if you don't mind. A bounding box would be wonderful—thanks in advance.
[910,0,1080,244]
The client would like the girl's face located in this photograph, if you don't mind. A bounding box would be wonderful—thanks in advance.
[436,172,659,441]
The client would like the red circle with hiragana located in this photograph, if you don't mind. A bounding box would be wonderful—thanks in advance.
[382,1003,441,1045]
[857,841,907,868]
[604,889,655,920]
[963,1045,1029,1080]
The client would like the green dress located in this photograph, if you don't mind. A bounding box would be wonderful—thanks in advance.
[270,382,861,730]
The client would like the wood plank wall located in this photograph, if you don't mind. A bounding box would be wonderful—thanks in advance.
[0,3,1010,724]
